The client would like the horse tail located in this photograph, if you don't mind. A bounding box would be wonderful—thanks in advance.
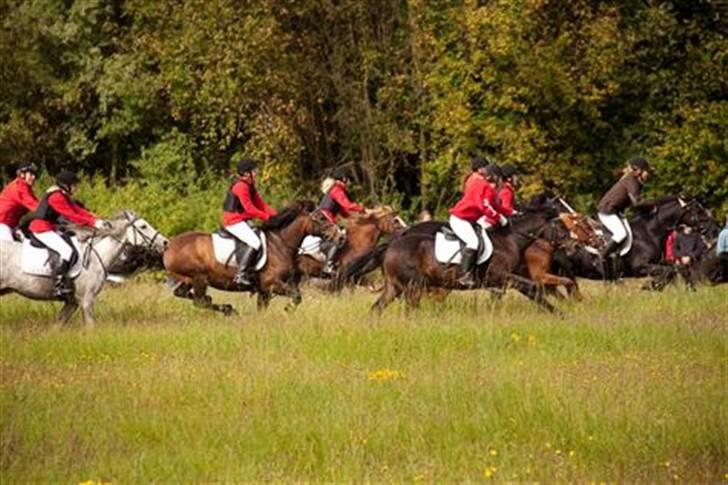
[329,243,390,292]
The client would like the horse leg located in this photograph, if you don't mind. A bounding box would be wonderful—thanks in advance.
[283,284,303,312]
[503,272,557,314]
[371,279,402,315]
[173,282,194,299]
[56,301,79,325]
[538,272,581,301]
[257,291,272,311]
[403,284,423,313]
[80,295,97,327]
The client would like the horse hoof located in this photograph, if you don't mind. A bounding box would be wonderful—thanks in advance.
[221,305,235,316]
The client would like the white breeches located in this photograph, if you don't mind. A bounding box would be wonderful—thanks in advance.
[33,231,74,261]
[224,220,262,250]
[0,224,13,242]
[449,215,479,250]
[598,213,629,244]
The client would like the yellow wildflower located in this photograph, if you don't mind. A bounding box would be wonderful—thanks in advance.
[489,449,498,456]
[483,466,497,479]
[367,369,404,381]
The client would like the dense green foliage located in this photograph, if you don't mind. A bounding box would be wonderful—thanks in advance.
[1,0,726,221]
[1,282,726,481]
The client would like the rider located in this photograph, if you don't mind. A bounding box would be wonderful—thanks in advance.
[596,156,653,260]
[449,158,508,287]
[0,162,40,241]
[222,158,278,286]
[29,170,109,297]
[318,167,365,274]
[496,164,519,217]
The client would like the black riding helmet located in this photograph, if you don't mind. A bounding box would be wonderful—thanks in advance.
[332,167,350,181]
[500,164,517,179]
[55,169,79,189]
[17,162,39,175]
[484,164,503,180]
[237,158,258,175]
[629,156,653,173]
[471,157,488,171]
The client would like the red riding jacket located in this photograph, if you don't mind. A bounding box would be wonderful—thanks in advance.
[222,176,277,226]
[0,177,39,227]
[449,173,502,224]
[29,188,98,233]
[319,181,364,223]
[496,181,515,216]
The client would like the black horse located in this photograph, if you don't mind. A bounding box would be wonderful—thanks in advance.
[552,196,715,281]
[369,198,563,313]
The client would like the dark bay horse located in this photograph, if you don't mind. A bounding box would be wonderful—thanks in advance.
[163,201,337,314]
[552,196,715,281]
[296,206,406,282]
[371,201,563,313]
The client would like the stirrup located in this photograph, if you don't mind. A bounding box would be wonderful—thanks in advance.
[232,269,253,285]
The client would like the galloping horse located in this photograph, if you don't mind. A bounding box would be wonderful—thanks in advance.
[297,206,406,283]
[552,196,714,281]
[519,212,602,300]
[163,201,338,314]
[0,211,168,325]
[371,199,563,314]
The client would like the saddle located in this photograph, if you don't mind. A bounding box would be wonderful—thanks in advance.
[585,216,633,257]
[28,231,80,268]
[434,222,493,266]
[211,228,268,270]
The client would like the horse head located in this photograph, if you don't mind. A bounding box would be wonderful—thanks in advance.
[358,206,407,234]
[118,210,169,254]
[678,199,718,237]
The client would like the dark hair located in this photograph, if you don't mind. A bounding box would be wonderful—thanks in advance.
[237,158,258,175]
[259,200,314,231]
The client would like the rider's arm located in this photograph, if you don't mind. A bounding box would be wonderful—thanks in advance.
[330,185,364,217]
[234,183,273,221]
[626,177,645,207]
[252,191,278,218]
[480,184,502,222]
[17,182,39,211]
[48,192,97,227]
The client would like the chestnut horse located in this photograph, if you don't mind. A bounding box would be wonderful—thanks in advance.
[297,206,406,284]
[519,213,602,300]
[163,201,337,315]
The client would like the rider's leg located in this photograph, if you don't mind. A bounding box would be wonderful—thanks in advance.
[321,239,340,274]
[597,213,627,259]
[224,220,261,286]
[33,231,74,297]
[449,215,479,287]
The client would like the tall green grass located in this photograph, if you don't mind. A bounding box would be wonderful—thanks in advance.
[1,281,726,482]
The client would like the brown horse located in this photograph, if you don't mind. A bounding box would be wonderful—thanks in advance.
[521,213,602,300]
[371,205,562,314]
[163,201,338,315]
[297,206,406,283]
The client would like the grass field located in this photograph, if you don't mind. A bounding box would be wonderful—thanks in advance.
[1,278,726,482]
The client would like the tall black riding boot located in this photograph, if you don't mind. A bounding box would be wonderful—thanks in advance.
[457,248,478,288]
[233,245,257,286]
[599,239,620,260]
[321,241,340,274]
[52,260,72,298]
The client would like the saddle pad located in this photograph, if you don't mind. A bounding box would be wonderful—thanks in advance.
[434,226,493,266]
[585,220,633,256]
[21,237,83,278]
[298,235,326,262]
[211,232,267,270]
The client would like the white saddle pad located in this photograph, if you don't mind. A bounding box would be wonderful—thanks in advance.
[434,225,493,266]
[298,235,326,262]
[212,232,267,271]
[585,219,633,256]
[21,237,83,278]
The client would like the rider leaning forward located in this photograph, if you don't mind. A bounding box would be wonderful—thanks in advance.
[496,164,519,217]
[29,170,110,297]
[222,158,278,286]
[0,162,40,242]
[449,158,508,288]
[597,156,653,260]
[318,167,366,274]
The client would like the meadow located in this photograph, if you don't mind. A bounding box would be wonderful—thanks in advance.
[1,279,726,482]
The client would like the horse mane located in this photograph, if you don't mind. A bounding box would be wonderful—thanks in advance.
[649,195,680,206]
[64,210,133,241]
[260,200,314,231]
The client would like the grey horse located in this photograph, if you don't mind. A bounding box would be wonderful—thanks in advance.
[0,210,168,326]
